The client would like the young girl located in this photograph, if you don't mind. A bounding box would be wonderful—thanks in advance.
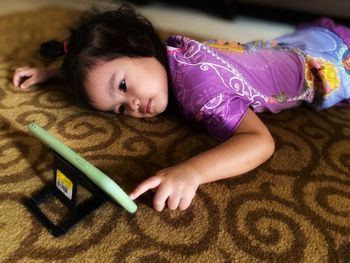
[13,4,350,212]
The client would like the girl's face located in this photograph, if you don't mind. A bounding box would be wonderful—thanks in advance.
[85,56,168,118]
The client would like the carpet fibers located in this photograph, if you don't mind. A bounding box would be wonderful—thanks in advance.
[0,6,350,262]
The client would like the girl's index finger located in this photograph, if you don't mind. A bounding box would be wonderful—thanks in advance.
[129,176,162,200]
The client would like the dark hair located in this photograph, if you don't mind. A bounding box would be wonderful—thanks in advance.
[40,3,168,108]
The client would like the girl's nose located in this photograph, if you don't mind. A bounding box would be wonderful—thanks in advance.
[128,97,140,112]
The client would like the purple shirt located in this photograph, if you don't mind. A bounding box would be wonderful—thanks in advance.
[166,35,307,141]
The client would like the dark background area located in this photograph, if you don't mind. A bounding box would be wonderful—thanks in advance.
[126,0,350,24]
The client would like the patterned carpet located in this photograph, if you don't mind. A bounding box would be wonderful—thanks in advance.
[1,6,350,262]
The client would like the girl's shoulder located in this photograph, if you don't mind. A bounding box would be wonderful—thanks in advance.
[165,35,202,52]
[166,35,253,56]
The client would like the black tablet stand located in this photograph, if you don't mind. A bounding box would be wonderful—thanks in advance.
[24,151,108,237]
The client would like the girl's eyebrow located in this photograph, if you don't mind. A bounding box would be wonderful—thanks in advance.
[108,72,116,97]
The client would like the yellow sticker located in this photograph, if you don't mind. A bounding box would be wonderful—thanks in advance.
[56,169,73,199]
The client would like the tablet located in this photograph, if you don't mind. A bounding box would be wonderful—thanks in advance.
[28,123,137,213]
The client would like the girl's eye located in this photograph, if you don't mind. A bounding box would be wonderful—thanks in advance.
[118,105,125,114]
[119,79,127,92]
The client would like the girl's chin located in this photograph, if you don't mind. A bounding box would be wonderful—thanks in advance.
[129,112,158,118]
[145,112,160,118]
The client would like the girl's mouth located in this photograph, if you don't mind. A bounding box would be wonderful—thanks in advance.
[145,99,151,114]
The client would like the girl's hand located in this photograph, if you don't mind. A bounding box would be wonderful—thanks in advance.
[13,67,58,89]
[129,163,201,212]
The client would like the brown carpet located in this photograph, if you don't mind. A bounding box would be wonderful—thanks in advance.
[1,6,350,262]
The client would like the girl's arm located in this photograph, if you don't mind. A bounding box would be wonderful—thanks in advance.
[187,108,275,184]
[13,65,62,89]
[130,109,275,211]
